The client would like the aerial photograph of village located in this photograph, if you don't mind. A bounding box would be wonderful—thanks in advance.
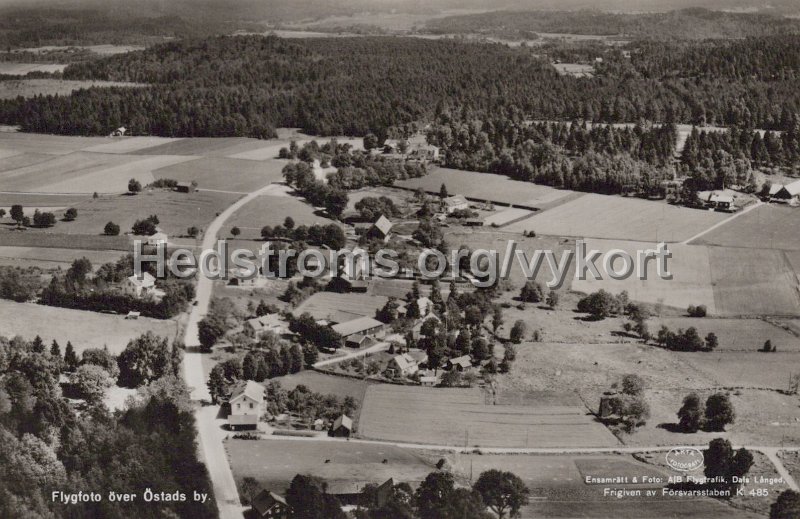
[2,0,800,517]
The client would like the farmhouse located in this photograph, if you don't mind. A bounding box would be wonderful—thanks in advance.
[251,489,291,518]
[244,314,288,338]
[441,195,470,214]
[410,144,440,163]
[228,380,264,430]
[332,316,385,343]
[386,353,420,377]
[330,414,353,437]
[367,215,393,242]
[121,272,156,299]
[175,181,196,193]
[698,191,736,212]
[446,355,473,372]
[772,180,800,204]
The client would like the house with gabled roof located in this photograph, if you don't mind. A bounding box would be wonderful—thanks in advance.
[773,179,800,204]
[386,353,419,377]
[446,354,473,372]
[441,195,470,214]
[122,272,156,299]
[332,316,385,343]
[251,489,291,518]
[227,380,264,430]
[330,414,353,437]
[367,215,393,242]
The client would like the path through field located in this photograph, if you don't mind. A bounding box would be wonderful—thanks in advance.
[682,201,763,245]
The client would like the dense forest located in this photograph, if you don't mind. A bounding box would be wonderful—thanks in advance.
[0,334,217,518]
[422,8,800,40]
[427,118,679,194]
[2,34,800,138]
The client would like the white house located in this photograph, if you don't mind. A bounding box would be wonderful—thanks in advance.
[244,314,288,338]
[441,195,470,214]
[122,272,156,298]
[386,353,420,377]
[228,380,264,430]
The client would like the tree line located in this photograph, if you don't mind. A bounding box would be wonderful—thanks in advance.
[3,35,800,139]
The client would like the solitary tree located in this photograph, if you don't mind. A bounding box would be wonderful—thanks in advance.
[187,226,199,238]
[10,204,24,227]
[439,183,449,199]
[519,281,544,303]
[0,208,5,218]
[128,178,142,194]
[64,208,78,221]
[104,221,120,236]
[509,320,527,344]
[231,226,241,237]
[473,470,530,518]
[546,290,560,309]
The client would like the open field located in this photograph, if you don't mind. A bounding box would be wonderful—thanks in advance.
[500,340,800,446]
[223,191,337,240]
[570,238,716,312]
[629,387,800,448]
[0,132,110,155]
[0,300,177,354]
[0,63,67,75]
[651,317,800,351]
[227,438,437,495]
[0,229,130,250]
[358,385,619,448]
[13,44,144,55]
[153,156,285,192]
[60,190,242,238]
[513,194,728,242]
[395,167,570,207]
[0,151,196,193]
[292,292,388,324]
[129,137,276,158]
[0,246,124,269]
[451,453,755,518]
[686,352,800,390]
[0,79,144,100]
[82,136,183,154]
[693,204,800,251]
[553,62,594,77]
[0,193,91,207]
[707,246,800,316]
[445,231,577,290]
[481,207,534,227]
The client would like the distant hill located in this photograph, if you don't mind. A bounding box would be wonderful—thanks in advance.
[423,8,800,40]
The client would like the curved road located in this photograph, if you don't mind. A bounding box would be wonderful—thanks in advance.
[182,184,278,519]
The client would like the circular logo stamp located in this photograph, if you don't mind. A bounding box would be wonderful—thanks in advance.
[665,447,704,472]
